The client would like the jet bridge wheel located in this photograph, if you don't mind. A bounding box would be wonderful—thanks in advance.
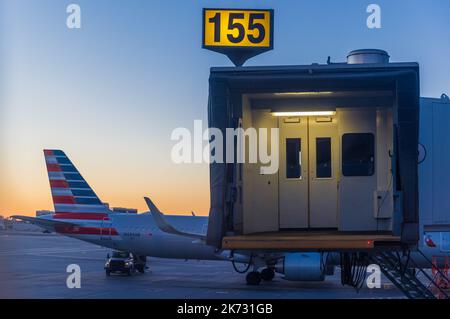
[246,271,262,286]
[261,268,275,281]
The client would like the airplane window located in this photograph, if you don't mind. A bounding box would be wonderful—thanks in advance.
[342,133,375,176]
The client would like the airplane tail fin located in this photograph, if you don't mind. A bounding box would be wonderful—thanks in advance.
[44,149,110,218]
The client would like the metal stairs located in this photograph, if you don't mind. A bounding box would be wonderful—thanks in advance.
[371,251,449,299]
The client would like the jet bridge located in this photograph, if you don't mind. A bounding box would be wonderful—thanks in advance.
[206,49,420,252]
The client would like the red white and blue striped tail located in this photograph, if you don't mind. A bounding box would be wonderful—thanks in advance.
[44,149,111,220]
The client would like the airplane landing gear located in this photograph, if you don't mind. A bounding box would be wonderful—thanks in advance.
[246,271,262,286]
[260,268,275,281]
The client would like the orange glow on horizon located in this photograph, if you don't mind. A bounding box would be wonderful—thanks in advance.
[0,184,211,218]
[0,149,211,218]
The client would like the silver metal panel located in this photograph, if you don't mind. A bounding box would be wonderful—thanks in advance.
[419,98,434,227]
[432,101,450,224]
[419,98,450,226]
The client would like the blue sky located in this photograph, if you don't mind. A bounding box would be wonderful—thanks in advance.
[0,0,449,216]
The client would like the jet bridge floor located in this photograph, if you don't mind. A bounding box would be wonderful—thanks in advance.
[222,231,402,251]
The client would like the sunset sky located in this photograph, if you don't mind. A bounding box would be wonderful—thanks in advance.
[1,0,449,217]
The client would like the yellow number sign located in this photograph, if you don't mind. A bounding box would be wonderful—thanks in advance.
[203,9,273,48]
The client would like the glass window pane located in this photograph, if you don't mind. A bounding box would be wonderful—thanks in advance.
[316,138,332,178]
[342,133,375,176]
[286,138,301,179]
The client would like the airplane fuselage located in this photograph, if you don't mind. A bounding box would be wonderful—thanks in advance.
[41,213,223,260]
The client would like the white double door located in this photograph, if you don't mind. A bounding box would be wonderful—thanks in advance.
[278,116,338,229]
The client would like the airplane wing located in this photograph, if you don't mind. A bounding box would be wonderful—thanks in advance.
[11,215,77,232]
[144,197,206,241]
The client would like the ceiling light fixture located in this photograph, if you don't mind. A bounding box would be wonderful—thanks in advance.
[272,111,336,117]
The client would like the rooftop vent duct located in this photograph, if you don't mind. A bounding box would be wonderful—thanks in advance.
[347,49,390,64]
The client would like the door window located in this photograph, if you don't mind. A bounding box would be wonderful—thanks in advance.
[342,133,375,176]
[316,137,332,178]
[286,138,301,179]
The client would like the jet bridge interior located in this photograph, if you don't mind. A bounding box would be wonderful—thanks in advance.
[206,61,420,251]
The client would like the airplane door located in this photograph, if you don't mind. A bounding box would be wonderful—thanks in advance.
[279,117,309,229]
[308,116,339,228]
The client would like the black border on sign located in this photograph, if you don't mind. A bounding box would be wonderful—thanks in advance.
[202,8,274,50]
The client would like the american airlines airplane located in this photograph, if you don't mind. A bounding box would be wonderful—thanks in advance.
[13,150,252,268]
[13,148,450,287]
[14,150,230,259]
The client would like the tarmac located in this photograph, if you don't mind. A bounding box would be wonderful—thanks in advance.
[0,232,405,299]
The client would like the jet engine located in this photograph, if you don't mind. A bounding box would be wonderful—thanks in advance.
[275,253,327,281]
